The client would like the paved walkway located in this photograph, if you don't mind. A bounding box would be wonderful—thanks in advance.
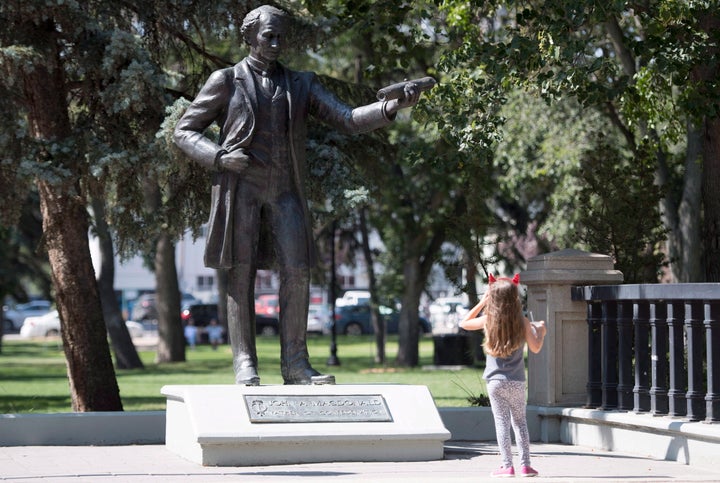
[2,441,720,482]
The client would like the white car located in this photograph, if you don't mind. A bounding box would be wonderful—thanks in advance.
[3,299,53,332]
[20,310,61,337]
[307,304,330,334]
[20,311,146,339]
[335,290,370,307]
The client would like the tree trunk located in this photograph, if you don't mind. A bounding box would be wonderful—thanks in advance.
[605,13,705,282]
[463,251,485,363]
[38,181,124,411]
[92,196,144,370]
[22,20,122,411]
[359,208,385,364]
[396,257,423,366]
[674,124,703,282]
[154,233,185,363]
[395,207,448,367]
[141,173,184,363]
[702,116,720,281]
[695,12,720,282]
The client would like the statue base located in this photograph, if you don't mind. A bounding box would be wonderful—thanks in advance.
[161,384,451,466]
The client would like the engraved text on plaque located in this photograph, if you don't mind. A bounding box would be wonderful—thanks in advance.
[244,394,393,423]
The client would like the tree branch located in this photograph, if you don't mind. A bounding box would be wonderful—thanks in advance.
[604,15,636,77]
[604,101,636,152]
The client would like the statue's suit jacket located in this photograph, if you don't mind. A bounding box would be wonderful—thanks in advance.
[174,59,394,269]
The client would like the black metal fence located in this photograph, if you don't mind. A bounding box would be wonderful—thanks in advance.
[571,284,720,422]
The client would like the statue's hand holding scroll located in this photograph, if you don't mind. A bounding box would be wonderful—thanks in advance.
[378,76,436,115]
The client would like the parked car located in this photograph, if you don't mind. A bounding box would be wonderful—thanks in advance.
[327,304,431,336]
[3,299,53,333]
[132,292,198,321]
[256,314,279,336]
[181,303,279,341]
[255,294,279,316]
[20,310,61,337]
[181,303,218,328]
[181,303,219,344]
[20,311,145,338]
[307,304,330,334]
[335,290,370,307]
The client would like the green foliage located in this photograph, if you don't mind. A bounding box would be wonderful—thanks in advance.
[490,89,610,264]
[574,138,667,282]
[108,98,212,258]
[434,0,720,279]
[303,0,441,84]
[0,0,251,262]
[0,196,52,304]
[297,1,500,311]
[0,95,33,226]
[304,75,389,223]
[452,373,491,407]
[0,336,487,411]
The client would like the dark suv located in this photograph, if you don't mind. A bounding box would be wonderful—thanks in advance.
[181,303,218,328]
[329,304,431,336]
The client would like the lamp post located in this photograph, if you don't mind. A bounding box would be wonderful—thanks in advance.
[327,220,340,366]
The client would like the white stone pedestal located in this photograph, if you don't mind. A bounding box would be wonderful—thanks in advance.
[161,384,451,466]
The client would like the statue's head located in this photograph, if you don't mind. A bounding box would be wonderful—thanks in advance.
[241,5,290,47]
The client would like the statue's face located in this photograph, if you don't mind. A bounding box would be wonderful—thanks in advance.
[249,13,286,64]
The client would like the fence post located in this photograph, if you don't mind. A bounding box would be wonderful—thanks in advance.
[601,301,618,410]
[617,302,635,410]
[633,301,651,413]
[521,249,623,406]
[649,302,669,415]
[705,301,720,422]
[668,302,687,417]
[686,301,705,421]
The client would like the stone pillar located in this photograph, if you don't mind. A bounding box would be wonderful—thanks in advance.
[521,249,623,406]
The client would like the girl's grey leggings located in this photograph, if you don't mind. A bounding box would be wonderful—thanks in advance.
[487,379,531,468]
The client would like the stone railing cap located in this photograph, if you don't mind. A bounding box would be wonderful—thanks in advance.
[522,249,623,285]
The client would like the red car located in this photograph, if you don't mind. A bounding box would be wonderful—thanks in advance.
[255,294,279,316]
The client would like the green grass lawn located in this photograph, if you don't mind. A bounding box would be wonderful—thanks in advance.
[0,334,488,413]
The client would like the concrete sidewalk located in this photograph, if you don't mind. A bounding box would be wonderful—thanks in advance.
[2,441,720,482]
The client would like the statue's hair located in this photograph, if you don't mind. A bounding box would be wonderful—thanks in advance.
[480,278,525,358]
[240,5,289,45]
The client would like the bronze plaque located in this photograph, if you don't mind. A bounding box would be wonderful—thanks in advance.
[244,394,393,423]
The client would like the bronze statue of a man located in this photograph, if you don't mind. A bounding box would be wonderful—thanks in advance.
[174,5,422,385]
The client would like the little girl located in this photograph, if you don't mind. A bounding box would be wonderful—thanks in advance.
[460,274,547,478]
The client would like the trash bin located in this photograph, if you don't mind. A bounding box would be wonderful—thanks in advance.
[433,333,474,366]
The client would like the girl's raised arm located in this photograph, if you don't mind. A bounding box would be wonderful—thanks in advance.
[459,313,486,331]
[459,293,488,331]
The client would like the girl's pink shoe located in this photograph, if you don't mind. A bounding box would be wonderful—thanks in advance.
[520,465,539,477]
[490,466,515,478]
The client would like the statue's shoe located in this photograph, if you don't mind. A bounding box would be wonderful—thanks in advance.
[235,366,260,386]
[283,365,335,385]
